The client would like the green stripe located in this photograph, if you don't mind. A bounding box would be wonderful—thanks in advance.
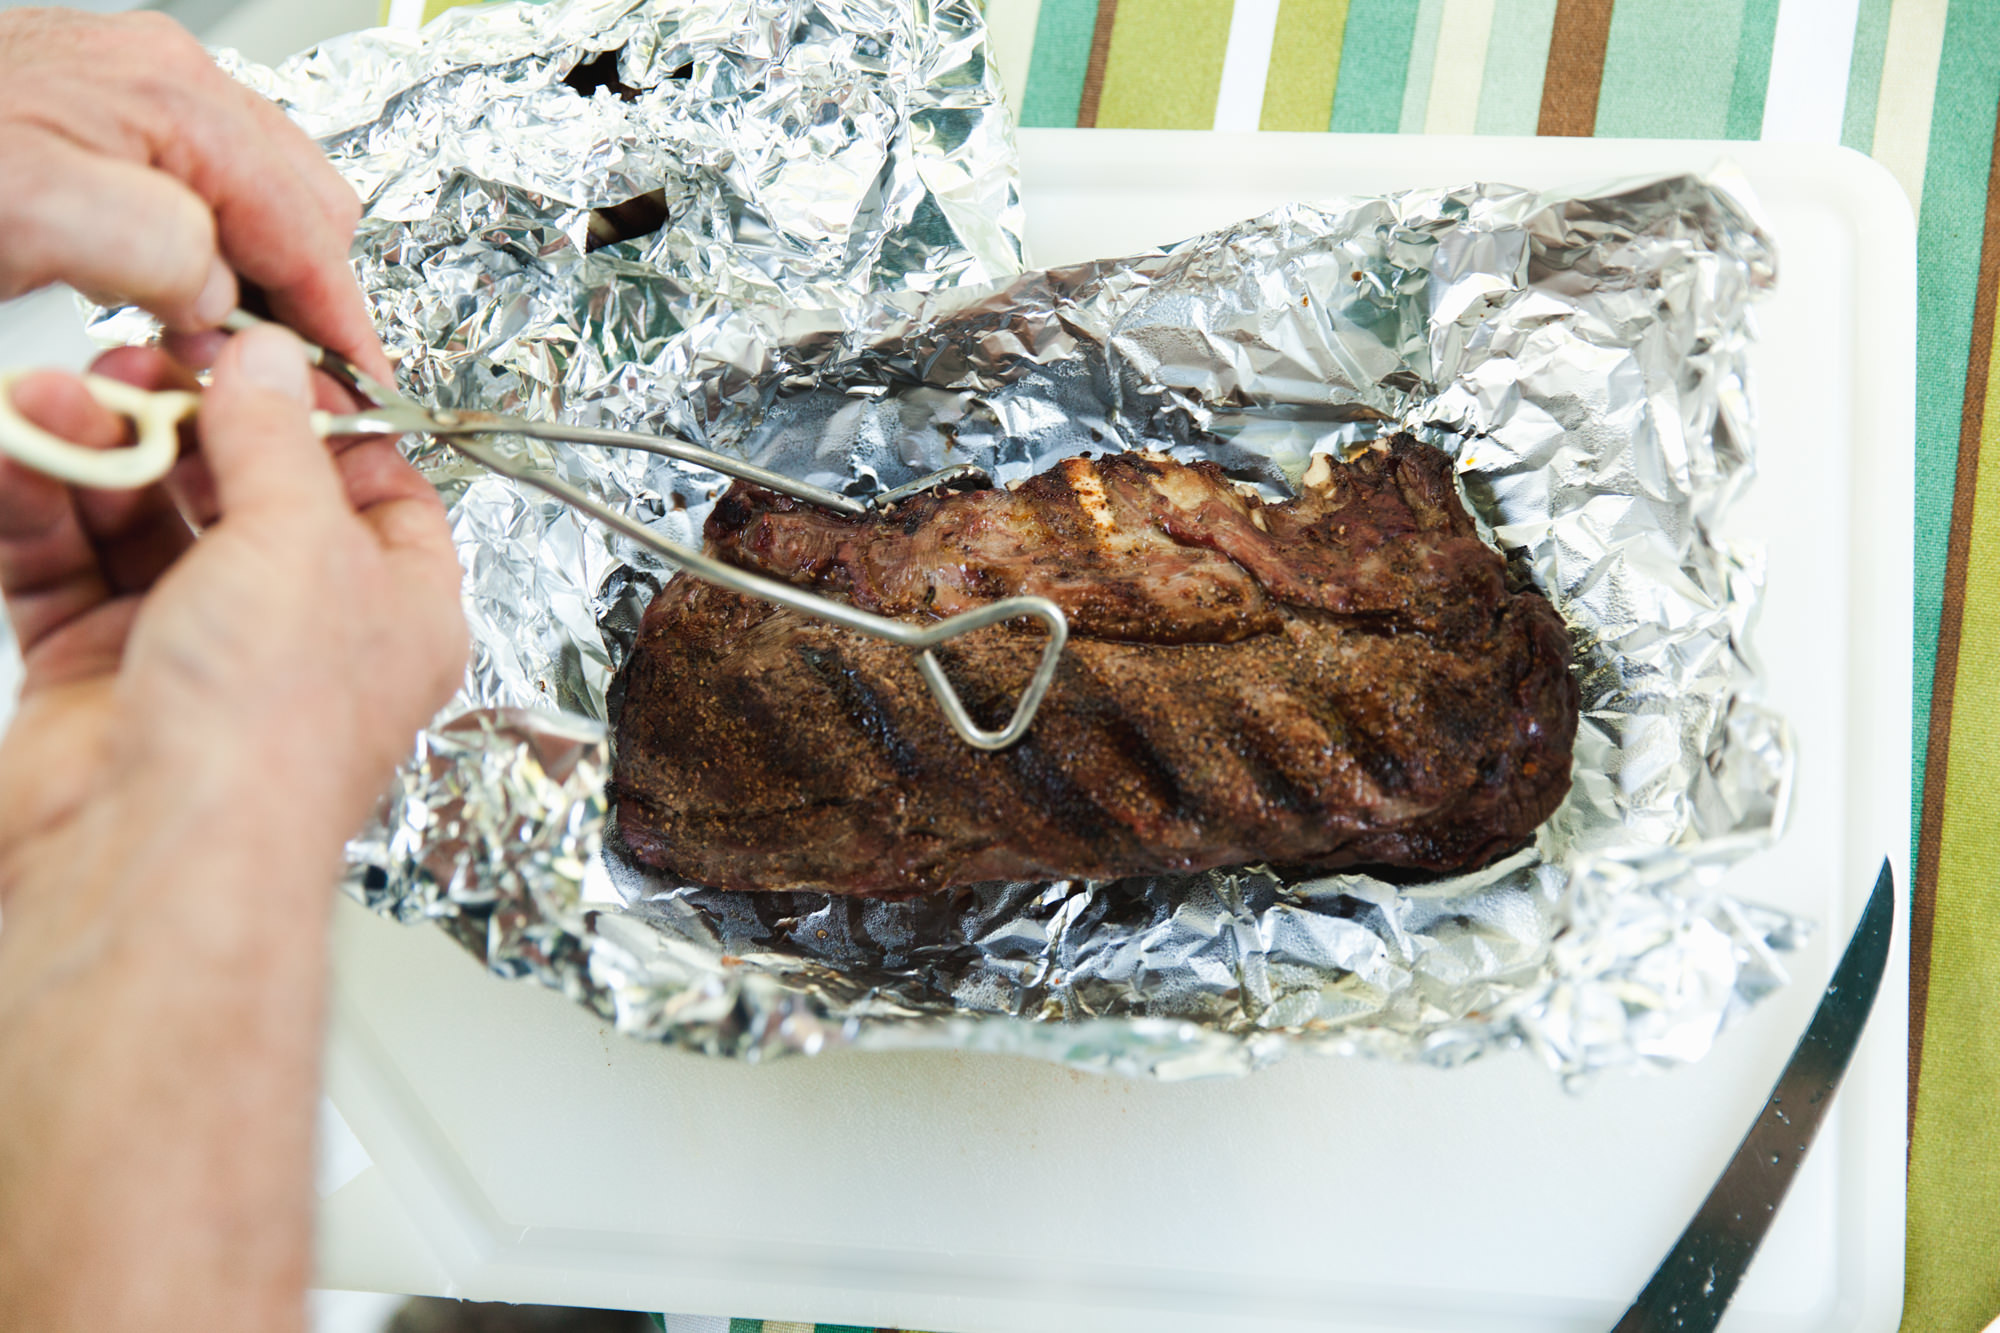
[725,1321,762,1333]
[1094,0,1237,129]
[1593,0,1748,139]
[1473,0,1557,135]
[1260,0,1350,131]
[1911,0,2000,852]
[1722,0,1780,139]
[1018,0,1101,127]
[1328,0,1419,132]
[1841,0,1894,153]
[1396,0,1446,132]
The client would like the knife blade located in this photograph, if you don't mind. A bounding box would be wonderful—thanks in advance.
[1610,858,1896,1333]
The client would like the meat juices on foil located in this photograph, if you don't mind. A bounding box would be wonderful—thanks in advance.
[610,436,1580,896]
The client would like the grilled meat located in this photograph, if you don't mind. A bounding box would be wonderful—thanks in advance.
[610,436,1579,897]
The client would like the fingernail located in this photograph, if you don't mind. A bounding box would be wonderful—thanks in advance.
[191,257,237,327]
[234,325,309,400]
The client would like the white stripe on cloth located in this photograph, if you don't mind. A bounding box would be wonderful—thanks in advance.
[1873,0,1951,210]
[1425,0,1498,134]
[1763,0,1863,143]
[984,0,1045,118]
[657,1316,730,1333]
[1399,0,1448,132]
[1213,0,1282,131]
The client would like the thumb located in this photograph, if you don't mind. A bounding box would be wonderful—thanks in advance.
[197,325,343,520]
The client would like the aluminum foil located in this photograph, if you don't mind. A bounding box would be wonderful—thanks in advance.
[224,0,1027,725]
[140,2,1797,1081]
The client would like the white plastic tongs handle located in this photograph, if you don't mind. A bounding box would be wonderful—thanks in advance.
[0,369,197,489]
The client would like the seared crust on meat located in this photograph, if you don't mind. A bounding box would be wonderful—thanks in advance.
[611,437,1580,896]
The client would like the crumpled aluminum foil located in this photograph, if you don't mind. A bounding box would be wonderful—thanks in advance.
[212,0,1026,727]
[107,0,1796,1081]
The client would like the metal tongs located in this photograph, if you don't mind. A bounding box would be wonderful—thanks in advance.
[0,311,1067,750]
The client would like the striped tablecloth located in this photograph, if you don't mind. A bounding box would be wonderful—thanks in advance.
[391,2,1998,1329]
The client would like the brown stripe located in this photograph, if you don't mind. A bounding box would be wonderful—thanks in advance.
[1076,0,1120,128]
[1536,0,1613,137]
[1909,99,2000,1150]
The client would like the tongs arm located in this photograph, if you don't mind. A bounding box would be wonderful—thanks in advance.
[237,308,875,518]
[447,435,1065,750]
[330,406,874,518]
[0,322,1068,751]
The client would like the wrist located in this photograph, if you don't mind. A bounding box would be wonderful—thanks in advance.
[0,766,341,1065]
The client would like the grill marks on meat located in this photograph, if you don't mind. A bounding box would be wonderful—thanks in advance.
[612,437,1580,897]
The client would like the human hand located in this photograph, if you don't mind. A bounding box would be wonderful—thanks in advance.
[0,326,467,907]
[0,328,464,1332]
[0,7,386,378]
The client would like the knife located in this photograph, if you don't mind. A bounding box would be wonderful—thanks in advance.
[1610,858,1896,1333]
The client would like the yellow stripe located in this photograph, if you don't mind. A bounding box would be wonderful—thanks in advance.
[1093,0,1238,130]
[986,0,1048,115]
[1872,0,1951,209]
[1260,0,1350,131]
[1423,0,1496,134]
[1910,256,2000,1333]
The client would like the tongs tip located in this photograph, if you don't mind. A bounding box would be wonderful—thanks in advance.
[867,462,994,511]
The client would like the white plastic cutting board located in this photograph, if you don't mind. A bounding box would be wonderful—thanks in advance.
[313,134,1915,1332]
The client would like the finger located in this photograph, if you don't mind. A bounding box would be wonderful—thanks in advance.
[314,370,380,422]
[0,128,232,327]
[227,76,364,235]
[167,454,221,533]
[0,456,102,653]
[171,69,390,379]
[166,328,393,423]
[329,440,460,616]
[45,12,386,376]
[147,343,225,528]
[198,325,344,519]
[0,357,197,607]
[332,438,458,562]
[0,10,392,377]
[258,279,393,388]
[68,348,199,591]
[159,329,228,373]
[13,596,141,694]
[332,436,435,511]
[0,372,121,651]
[90,345,198,393]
